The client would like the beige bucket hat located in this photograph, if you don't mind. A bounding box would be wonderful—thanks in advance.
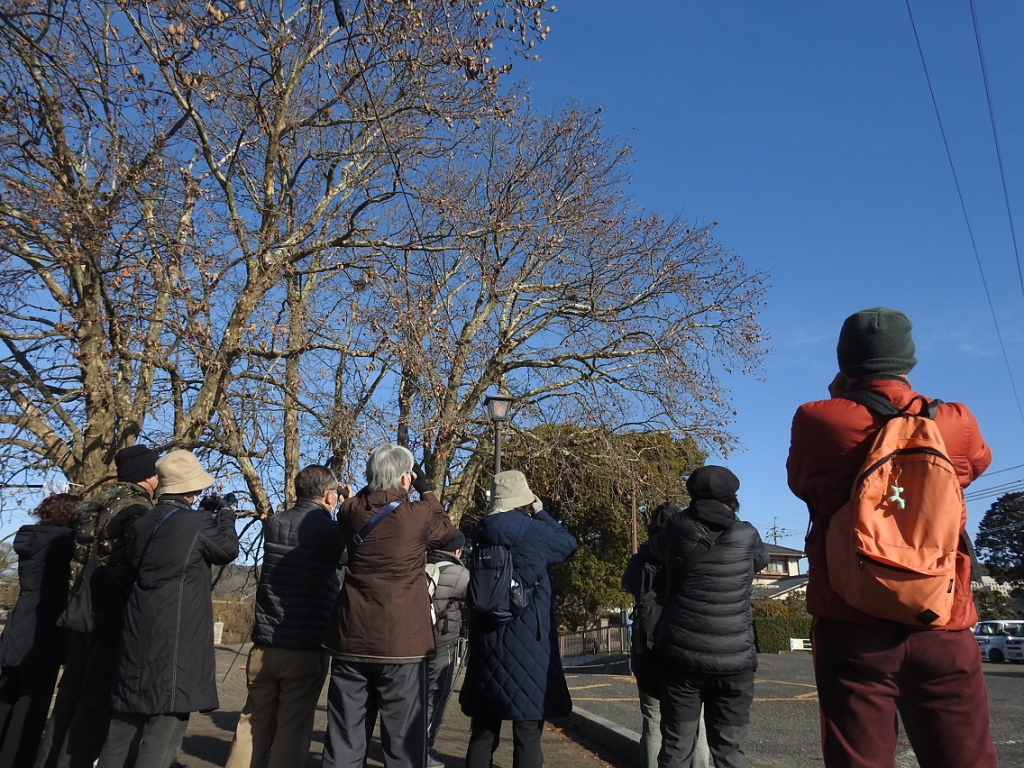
[492,470,535,511]
[156,449,216,496]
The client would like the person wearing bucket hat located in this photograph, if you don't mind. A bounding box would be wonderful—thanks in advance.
[647,467,767,767]
[424,529,469,767]
[460,470,577,768]
[788,308,996,767]
[96,450,238,768]
[35,445,161,768]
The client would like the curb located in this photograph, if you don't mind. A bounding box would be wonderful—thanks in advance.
[554,706,642,767]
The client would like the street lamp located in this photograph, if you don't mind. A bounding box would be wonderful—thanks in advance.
[484,394,514,508]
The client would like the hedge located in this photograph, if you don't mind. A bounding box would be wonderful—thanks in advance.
[753,616,813,653]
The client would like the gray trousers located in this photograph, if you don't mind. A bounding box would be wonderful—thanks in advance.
[658,672,753,768]
[322,658,427,768]
[95,712,189,768]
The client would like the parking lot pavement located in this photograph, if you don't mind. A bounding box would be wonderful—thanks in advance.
[175,645,623,768]
[156,646,1024,768]
[563,653,1024,768]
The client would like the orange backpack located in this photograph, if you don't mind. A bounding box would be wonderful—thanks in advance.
[824,390,964,627]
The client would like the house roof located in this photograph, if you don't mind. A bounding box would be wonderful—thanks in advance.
[752,574,809,601]
[766,543,805,557]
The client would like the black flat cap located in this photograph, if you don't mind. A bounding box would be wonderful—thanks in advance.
[686,465,740,501]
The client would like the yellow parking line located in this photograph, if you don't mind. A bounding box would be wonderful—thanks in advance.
[757,679,817,689]
[568,684,612,691]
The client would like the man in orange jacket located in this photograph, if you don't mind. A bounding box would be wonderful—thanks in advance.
[787,307,996,768]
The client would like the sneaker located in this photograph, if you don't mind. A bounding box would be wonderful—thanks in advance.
[427,750,445,768]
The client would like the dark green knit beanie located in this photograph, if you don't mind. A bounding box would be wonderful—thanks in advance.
[837,307,917,379]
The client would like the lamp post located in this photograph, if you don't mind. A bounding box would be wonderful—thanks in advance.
[484,394,514,508]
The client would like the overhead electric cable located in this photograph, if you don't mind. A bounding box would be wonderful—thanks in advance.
[969,0,1024,304]
[904,0,1024,428]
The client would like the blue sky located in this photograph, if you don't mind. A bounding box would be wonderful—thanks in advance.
[5,2,1024,557]
[520,1,1024,550]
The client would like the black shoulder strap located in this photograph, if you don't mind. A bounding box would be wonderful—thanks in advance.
[842,389,941,419]
[669,524,730,592]
[350,500,402,550]
[681,526,727,572]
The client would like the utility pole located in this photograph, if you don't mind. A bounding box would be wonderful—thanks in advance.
[765,516,797,545]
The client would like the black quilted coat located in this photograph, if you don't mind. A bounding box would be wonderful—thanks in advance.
[110,495,239,715]
[0,525,74,668]
[459,509,577,721]
[650,499,769,676]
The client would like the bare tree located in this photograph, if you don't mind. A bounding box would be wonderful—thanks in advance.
[364,105,768,522]
[0,0,551,513]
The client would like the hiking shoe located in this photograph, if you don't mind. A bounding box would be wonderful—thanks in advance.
[427,750,445,768]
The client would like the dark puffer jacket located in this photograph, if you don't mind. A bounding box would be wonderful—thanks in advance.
[0,525,75,668]
[110,495,239,715]
[459,509,577,721]
[650,500,768,676]
[428,549,468,649]
[252,499,346,650]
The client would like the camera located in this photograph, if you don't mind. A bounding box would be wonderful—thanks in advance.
[197,492,239,513]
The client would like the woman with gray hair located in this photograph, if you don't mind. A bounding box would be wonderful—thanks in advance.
[322,444,455,768]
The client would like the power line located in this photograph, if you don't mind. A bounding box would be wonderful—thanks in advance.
[965,478,1024,503]
[969,0,1024,305]
[981,463,1024,477]
[904,0,1024,429]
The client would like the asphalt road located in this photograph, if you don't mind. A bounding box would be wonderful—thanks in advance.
[566,653,1024,767]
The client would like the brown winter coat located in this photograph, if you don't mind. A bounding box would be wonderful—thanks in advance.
[324,488,454,659]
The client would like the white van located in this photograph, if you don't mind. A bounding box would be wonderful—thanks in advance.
[974,619,1024,663]
[1006,634,1024,663]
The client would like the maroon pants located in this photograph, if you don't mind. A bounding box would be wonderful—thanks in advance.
[811,619,996,768]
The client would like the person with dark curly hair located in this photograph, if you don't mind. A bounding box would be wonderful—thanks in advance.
[0,493,80,768]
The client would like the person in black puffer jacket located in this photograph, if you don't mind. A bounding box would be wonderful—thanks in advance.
[622,503,709,768]
[649,466,768,768]
[0,493,78,768]
[96,450,239,768]
[225,465,348,768]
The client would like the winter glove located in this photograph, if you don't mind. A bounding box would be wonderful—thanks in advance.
[410,462,430,495]
[198,492,238,513]
[531,496,544,515]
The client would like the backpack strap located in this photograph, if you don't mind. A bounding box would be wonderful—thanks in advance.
[669,523,730,593]
[350,500,402,549]
[842,389,942,419]
[137,506,183,569]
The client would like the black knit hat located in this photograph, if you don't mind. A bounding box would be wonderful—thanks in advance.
[837,307,917,379]
[437,529,466,552]
[114,445,160,483]
[686,465,740,501]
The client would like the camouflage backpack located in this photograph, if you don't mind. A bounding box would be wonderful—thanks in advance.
[68,483,154,587]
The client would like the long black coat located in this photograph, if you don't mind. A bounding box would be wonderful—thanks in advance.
[0,525,74,668]
[650,499,768,676]
[460,509,577,721]
[110,496,239,715]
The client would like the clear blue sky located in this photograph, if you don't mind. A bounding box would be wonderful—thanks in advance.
[5,2,1024,556]
[521,1,1024,551]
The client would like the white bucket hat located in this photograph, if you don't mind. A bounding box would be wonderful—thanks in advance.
[156,450,216,496]
[492,470,534,511]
